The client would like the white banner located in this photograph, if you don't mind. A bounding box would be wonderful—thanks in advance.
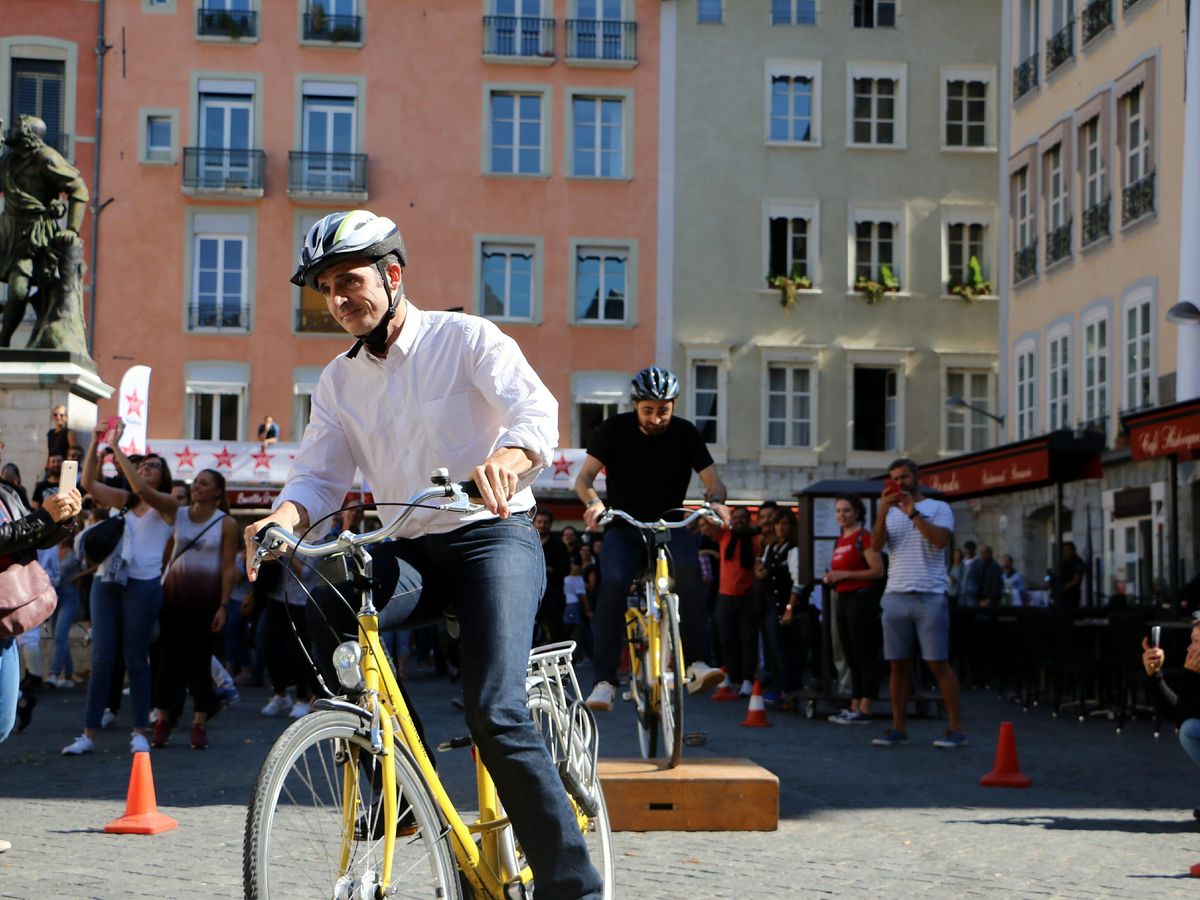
[117,365,152,456]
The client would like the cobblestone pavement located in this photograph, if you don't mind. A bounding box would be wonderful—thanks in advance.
[2,661,1199,898]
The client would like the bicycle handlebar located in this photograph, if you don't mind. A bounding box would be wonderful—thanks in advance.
[596,505,723,532]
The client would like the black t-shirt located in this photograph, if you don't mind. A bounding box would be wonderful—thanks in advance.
[587,413,714,522]
[1059,555,1087,607]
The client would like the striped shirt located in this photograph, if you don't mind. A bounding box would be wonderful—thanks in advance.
[883,499,954,594]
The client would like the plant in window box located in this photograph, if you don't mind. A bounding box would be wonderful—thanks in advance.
[766,262,812,309]
[948,255,993,303]
[331,23,357,41]
[310,3,329,35]
[854,264,900,304]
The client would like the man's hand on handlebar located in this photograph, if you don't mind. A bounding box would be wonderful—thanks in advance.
[582,500,605,530]
[244,501,308,581]
[469,448,530,519]
[707,501,732,528]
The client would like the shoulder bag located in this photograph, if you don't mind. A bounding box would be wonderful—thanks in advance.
[0,560,57,638]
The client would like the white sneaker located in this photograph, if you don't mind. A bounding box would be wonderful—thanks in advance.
[130,732,150,754]
[62,734,95,756]
[288,701,311,719]
[261,694,294,716]
[55,676,75,690]
[686,661,726,695]
[0,839,10,852]
[739,680,754,698]
[585,682,616,712]
[100,708,117,729]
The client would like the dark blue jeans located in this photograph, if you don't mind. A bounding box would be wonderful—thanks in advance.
[592,525,709,688]
[308,514,602,900]
[85,577,162,732]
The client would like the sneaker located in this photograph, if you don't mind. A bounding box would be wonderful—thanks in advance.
[130,732,151,754]
[55,676,75,690]
[190,723,209,749]
[288,701,311,719]
[0,839,9,852]
[62,734,95,755]
[685,661,725,695]
[260,694,294,717]
[217,687,240,706]
[872,729,910,747]
[828,709,852,723]
[15,692,36,733]
[585,682,617,713]
[150,719,172,748]
[739,680,754,698]
[100,708,118,729]
[834,710,872,726]
[932,730,968,749]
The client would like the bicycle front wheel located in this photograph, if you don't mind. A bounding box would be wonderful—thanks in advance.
[244,709,459,900]
[659,593,686,768]
[626,604,658,759]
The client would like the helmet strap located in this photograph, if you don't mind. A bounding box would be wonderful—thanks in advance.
[346,259,399,359]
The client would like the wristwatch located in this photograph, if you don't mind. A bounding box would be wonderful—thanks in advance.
[587,498,604,508]
[908,510,921,521]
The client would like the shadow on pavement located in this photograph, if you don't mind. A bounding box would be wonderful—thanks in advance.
[945,814,1198,834]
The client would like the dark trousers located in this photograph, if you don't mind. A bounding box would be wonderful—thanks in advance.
[262,601,316,702]
[834,588,882,701]
[153,604,218,716]
[761,599,803,693]
[307,515,602,900]
[715,591,758,683]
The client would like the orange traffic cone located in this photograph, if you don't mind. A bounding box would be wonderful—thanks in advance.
[104,752,178,834]
[739,680,773,728]
[711,667,739,702]
[1190,862,1200,878]
[979,721,1031,788]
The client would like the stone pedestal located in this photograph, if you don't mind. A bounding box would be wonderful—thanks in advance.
[0,349,113,488]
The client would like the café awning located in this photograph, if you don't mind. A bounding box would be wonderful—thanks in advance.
[1121,398,1200,460]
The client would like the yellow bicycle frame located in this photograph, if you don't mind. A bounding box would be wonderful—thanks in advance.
[624,548,676,717]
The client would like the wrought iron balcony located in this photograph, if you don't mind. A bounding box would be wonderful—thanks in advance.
[1046,221,1073,266]
[303,12,362,42]
[296,307,341,334]
[287,151,367,196]
[1122,171,1155,225]
[483,15,556,58]
[565,19,637,62]
[182,148,265,191]
[196,7,257,39]
[1081,197,1110,246]
[1081,0,1112,44]
[1013,54,1039,101]
[1123,0,1146,11]
[1046,21,1074,74]
[188,303,249,331]
[1013,241,1038,283]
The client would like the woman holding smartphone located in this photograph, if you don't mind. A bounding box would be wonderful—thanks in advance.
[63,424,178,756]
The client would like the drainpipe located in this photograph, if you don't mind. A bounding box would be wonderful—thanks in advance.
[87,0,109,357]
[1177,0,1200,400]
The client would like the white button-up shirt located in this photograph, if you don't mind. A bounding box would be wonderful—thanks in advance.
[276,301,558,538]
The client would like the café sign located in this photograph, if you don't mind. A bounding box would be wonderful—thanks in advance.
[1127,409,1200,461]
[921,448,1050,498]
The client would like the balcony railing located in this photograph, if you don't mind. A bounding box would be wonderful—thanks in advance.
[1081,0,1112,44]
[1081,197,1110,246]
[1046,21,1074,74]
[196,7,258,39]
[565,19,637,62]
[1014,241,1038,283]
[1122,171,1156,225]
[482,15,556,58]
[1014,53,1039,101]
[1046,221,1073,266]
[287,151,367,196]
[303,12,362,42]
[296,307,341,334]
[1123,0,1146,11]
[182,147,265,191]
[188,303,249,331]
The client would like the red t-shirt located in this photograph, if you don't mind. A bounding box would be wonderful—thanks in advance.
[717,529,757,597]
[830,528,873,593]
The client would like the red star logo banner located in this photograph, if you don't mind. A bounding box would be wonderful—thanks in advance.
[552,454,572,477]
[124,389,144,419]
[120,440,140,456]
[213,446,237,469]
[251,449,273,471]
[174,445,198,469]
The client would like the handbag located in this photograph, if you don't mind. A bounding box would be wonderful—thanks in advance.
[82,514,125,566]
[0,560,57,638]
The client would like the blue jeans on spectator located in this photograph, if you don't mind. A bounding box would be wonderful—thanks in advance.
[223,594,254,675]
[52,584,81,677]
[1180,718,1200,770]
[307,514,602,900]
[84,578,162,732]
[592,525,709,688]
[0,638,18,743]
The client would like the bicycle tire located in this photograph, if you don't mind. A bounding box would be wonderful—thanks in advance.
[627,588,659,759]
[244,709,460,900]
[659,593,686,768]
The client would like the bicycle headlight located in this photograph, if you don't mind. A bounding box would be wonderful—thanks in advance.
[655,575,673,594]
[331,641,364,691]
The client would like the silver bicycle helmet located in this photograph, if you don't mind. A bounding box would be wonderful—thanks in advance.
[630,366,680,402]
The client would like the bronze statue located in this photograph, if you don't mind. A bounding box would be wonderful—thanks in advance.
[0,114,91,357]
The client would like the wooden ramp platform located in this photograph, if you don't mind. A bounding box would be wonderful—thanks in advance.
[597,758,779,832]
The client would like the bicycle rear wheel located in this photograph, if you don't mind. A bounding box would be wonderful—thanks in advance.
[244,709,459,900]
[659,593,686,768]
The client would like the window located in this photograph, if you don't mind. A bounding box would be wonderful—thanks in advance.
[1082,115,1106,209]
[292,368,321,440]
[572,96,623,177]
[299,85,358,193]
[294,213,339,333]
[138,108,178,164]
[191,234,247,331]
[768,212,812,282]
[11,58,66,153]
[1015,168,1033,248]
[489,90,543,175]
[1015,341,1037,439]
[853,0,896,28]
[1082,311,1108,435]
[691,362,721,444]
[1018,0,1040,61]
[1124,86,1150,187]
[1123,291,1153,410]
[947,221,986,290]
[196,84,254,187]
[852,367,898,452]
[481,243,534,320]
[185,362,248,442]
[851,77,896,146]
[772,0,817,25]
[768,69,816,144]
[304,0,361,42]
[197,0,257,39]
[945,80,986,148]
[1047,329,1070,430]
[765,364,814,448]
[945,369,991,452]
[698,0,723,23]
[574,246,627,322]
[852,212,902,289]
[1045,143,1071,265]
[569,0,632,61]
[146,116,172,157]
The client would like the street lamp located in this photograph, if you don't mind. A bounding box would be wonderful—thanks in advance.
[945,394,1005,426]
[1166,301,1200,324]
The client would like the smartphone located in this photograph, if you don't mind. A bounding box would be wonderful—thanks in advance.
[102,415,122,446]
[883,478,901,496]
[59,459,78,494]
[1151,625,1162,649]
